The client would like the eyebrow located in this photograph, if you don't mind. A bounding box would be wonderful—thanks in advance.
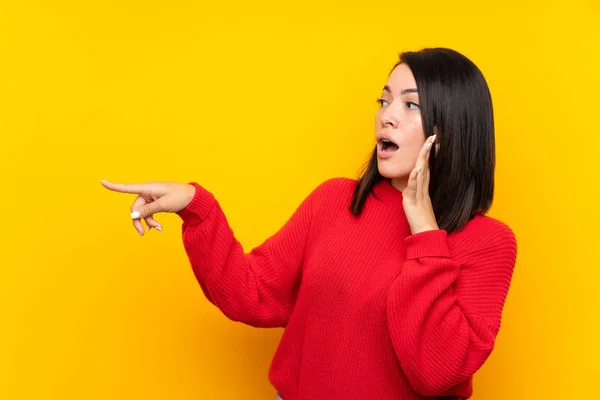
[383,85,418,95]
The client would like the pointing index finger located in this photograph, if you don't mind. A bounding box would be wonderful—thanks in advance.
[101,180,146,194]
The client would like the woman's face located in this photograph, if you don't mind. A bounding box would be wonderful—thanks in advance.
[375,63,427,188]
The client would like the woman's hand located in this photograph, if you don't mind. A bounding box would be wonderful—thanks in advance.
[402,135,440,235]
[101,180,196,235]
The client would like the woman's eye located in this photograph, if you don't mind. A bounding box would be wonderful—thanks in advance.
[376,98,389,107]
[406,102,420,110]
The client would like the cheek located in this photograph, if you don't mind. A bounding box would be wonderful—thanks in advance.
[400,122,426,154]
[403,141,423,162]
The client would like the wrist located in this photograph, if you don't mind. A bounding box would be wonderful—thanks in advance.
[184,183,196,208]
[405,229,450,260]
[410,223,439,235]
[176,182,215,224]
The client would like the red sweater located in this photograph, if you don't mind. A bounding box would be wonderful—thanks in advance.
[177,177,517,399]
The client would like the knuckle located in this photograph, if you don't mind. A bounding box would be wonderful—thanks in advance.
[138,205,149,218]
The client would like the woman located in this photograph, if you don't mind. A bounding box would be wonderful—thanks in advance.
[102,47,517,400]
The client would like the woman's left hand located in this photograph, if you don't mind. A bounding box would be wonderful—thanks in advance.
[402,135,440,235]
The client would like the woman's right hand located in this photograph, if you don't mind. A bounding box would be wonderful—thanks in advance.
[101,180,196,235]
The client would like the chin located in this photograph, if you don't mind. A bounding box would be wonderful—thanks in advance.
[377,159,410,180]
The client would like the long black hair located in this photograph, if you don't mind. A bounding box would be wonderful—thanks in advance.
[350,48,495,233]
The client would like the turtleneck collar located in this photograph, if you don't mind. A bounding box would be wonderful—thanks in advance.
[371,178,404,202]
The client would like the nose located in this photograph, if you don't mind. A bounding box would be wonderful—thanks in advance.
[380,106,399,128]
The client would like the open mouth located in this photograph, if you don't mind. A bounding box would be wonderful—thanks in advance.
[380,138,399,153]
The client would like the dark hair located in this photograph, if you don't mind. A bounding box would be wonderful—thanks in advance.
[350,47,495,233]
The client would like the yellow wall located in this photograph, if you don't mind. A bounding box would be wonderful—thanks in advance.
[1,1,598,398]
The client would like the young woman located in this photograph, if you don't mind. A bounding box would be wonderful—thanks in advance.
[102,47,517,400]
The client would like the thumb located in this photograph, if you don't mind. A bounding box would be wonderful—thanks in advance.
[131,197,168,219]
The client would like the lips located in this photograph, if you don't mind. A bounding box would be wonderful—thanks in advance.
[379,138,399,152]
[376,135,400,159]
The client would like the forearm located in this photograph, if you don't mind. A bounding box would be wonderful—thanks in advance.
[182,214,292,327]
[387,230,511,396]
[177,181,319,328]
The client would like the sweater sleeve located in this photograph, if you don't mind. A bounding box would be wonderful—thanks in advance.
[386,224,517,396]
[176,182,321,328]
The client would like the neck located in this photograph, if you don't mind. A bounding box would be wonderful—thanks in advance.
[391,178,408,192]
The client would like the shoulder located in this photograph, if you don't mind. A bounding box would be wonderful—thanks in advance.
[313,177,357,193]
[460,214,516,242]
[298,177,357,219]
[307,177,357,203]
[450,214,518,262]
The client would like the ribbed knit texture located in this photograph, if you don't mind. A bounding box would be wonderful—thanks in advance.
[177,177,517,400]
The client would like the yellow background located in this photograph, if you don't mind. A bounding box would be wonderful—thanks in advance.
[1,1,598,398]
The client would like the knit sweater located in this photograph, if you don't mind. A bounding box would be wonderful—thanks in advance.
[176,177,517,399]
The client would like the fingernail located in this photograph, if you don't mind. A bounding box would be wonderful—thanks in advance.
[131,211,141,219]
[416,167,421,174]
[426,143,432,150]
[432,135,437,143]
[155,226,162,231]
